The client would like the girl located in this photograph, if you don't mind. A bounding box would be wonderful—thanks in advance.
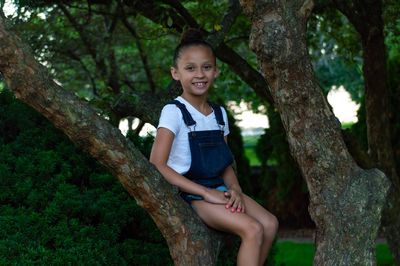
[149,29,278,266]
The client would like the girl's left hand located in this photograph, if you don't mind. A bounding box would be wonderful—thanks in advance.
[224,189,245,213]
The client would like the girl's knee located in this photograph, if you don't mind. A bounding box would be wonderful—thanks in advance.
[264,214,279,237]
[241,220,264,243]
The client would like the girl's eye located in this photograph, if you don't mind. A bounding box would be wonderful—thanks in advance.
[203,65,212,70]
[185,66,195,71]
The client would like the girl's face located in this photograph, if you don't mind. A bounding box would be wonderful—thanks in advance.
[171,45,218,98]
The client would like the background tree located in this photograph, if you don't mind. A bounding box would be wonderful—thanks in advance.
[239,0,389,264]
[310,0,400,262]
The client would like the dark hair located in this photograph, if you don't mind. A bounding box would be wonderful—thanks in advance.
[173,28,215,67]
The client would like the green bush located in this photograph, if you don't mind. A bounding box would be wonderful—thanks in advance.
[0,89,172,265]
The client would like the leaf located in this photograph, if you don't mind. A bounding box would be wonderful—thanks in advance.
[214,24,222,31]
[167,16,173,27]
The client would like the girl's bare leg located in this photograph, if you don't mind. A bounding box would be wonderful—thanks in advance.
[241,194,279,266]
[192,201,264,266]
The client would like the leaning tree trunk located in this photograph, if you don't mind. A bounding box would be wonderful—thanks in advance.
[0,15,222,266]
[240,0,390,265]
[332,1,400,263]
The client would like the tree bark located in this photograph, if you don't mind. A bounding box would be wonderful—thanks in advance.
[0,15,222,266]
[332,1,400,263]
[240,0,390,264]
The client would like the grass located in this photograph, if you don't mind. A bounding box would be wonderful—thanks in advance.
[275,241,394,266]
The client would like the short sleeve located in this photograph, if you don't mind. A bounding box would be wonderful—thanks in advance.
[221,106,230,136]
[157,104,182,135]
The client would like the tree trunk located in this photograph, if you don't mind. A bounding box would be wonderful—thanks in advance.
[239,0,390,264]
[332,1,400,263]
[0,15,222,266]
[361,15,400,266]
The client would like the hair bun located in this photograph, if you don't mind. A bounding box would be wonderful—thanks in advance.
[180,28,205,44]
[173,28,214,67]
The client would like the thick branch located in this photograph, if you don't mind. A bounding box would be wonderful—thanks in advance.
[332,1,400,262]
[240,0,389,264]
[331,0,369,37]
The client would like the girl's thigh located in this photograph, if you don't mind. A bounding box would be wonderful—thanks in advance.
[191,200,261,236]
[241,193,278,230]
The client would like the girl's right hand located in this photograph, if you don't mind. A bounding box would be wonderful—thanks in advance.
[203,188,229,204]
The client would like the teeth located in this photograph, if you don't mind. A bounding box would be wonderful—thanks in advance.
[193,82,206,88]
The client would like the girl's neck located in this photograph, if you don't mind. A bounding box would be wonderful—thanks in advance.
[180,94,211,115]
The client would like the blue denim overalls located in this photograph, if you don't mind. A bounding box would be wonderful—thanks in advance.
[168,100,234,203]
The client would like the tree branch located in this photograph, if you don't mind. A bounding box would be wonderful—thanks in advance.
[215,43,273,103]
[208,0,242,47]
[62,48,99,96]
[331,0,368,36]
[58,4,96,61]
[119,1,156,93]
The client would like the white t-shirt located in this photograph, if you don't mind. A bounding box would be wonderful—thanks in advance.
[157,96,230,174]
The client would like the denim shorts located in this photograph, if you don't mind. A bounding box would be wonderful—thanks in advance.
[180,185,228,204]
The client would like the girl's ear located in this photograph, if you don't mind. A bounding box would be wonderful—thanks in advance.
[170,67,180,81]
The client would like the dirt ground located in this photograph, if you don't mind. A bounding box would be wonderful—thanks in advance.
[277,228,315,242]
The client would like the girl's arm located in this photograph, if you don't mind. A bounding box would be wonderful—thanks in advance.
[150,127,228,204]
[222,166,242,192]
[222,137,245,212]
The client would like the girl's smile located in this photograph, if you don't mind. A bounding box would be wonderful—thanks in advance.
[192,81,207,88]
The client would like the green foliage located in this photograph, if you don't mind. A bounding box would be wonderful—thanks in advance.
[308,10,364,102]
[0,89,172,265]
[6,0,260,120]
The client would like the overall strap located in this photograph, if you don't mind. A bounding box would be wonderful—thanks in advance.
[209,103,225,126]
[167,100,196,127]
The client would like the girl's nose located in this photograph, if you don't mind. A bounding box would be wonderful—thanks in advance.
[195,69,205,77]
